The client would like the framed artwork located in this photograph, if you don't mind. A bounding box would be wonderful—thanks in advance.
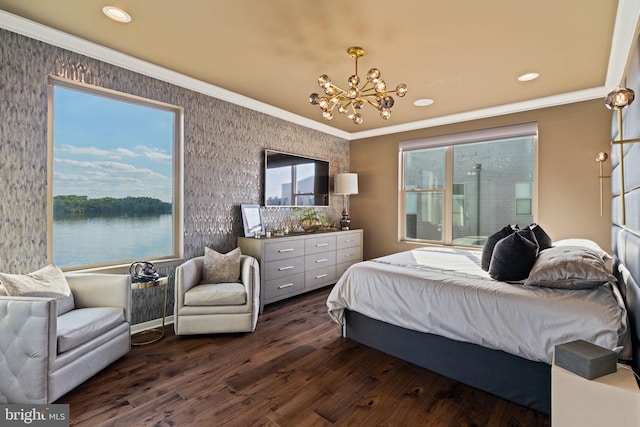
[241,204,264,237]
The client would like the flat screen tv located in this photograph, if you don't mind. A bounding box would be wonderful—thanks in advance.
[264,149,329,207]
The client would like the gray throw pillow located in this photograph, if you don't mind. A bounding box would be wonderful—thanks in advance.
[0,264,75,315]
[525,246,616,290]
[202,247,241,284]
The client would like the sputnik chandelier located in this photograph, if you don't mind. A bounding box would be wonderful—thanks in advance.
[309,46,407,124]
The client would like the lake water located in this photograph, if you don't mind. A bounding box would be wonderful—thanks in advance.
[53,214,173,268]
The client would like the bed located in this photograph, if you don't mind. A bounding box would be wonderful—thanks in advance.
[327,243,631,414]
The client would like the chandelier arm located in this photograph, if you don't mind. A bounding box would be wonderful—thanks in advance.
[363,98,381,110]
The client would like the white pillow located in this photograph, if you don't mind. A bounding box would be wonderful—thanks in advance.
[553,239,611,261]
[0,264,75,315]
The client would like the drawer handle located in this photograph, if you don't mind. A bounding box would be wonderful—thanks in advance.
[316,243,329,247]
[344,253,353,258]
[278,283,294,289]
[278,248,294,253]
[316,258,328,263]
[278,266,294,271]
[344,239,353,243]
[315,274,328,279]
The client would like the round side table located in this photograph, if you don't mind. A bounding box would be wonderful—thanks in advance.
[131,276,168,346]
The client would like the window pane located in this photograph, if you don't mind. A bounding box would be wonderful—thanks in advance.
[516,199,532,215]
[51,83,180,268]
[452,137,534,245]
[405,192,442,241]
[404,147,445,190]
[515,182,532,198]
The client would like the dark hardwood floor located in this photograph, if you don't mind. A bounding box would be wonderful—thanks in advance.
[59,286,550,426]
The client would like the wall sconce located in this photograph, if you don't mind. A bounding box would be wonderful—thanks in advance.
[334,173,358,230]
[605,87,638,225]
[595,152,610,216]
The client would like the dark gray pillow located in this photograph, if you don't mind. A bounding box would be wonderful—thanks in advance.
[526,223,552,250]
[489,230,539,281]
[525,246,616,289]
[481,225,518,271]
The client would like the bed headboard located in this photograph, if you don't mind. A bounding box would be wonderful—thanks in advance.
[611,32,640,374]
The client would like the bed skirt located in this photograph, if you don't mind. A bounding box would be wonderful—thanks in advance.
[343,309,551,414]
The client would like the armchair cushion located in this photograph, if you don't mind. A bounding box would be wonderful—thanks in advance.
[202,247,241,284]
[57,307,126,353]
[0,265,75,315]
[184,282,247,306]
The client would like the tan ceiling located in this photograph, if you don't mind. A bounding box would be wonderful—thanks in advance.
[0,1,636,136]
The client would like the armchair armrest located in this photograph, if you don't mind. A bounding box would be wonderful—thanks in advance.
[240,255,260,306]
[65,274,132,323]
[175,256,203,311]
[0,297,57,403]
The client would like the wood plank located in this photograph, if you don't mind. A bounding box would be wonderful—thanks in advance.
[58,287,550,426]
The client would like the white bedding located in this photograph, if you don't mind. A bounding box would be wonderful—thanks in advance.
[327,247,630,364]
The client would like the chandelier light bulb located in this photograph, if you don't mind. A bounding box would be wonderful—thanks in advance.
[367,68,380,82]
[318,74,332,89]
[318,98,330,110]
[309,47,407,124]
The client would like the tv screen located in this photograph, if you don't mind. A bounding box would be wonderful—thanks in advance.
[264,150,329,207]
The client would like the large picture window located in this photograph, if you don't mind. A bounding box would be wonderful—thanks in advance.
[400,123,537,246]
[48,77,183,270]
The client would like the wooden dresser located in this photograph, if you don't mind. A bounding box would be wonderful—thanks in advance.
[238,229,363,312]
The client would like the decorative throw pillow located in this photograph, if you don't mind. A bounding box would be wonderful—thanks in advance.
[526,223,553,251]
[481,224,519,271]
[553,238,611,261]
[488,230,539,281]
[525,246,616,290]
[0,264,75,315]
[202,247,241,284]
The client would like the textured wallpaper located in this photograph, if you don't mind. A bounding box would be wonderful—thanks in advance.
[0,29,349,323]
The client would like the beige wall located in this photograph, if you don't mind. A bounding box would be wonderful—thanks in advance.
[349,99,613,260]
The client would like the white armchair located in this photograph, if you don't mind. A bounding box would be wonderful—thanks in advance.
[174,255,260,335]
[0,273,131,403]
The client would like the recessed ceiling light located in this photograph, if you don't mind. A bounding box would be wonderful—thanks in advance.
[413,98,434,107]
[102,6,132,23]
[518,72,539,82]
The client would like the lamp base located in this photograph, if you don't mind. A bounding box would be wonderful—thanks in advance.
[340,209,351,230]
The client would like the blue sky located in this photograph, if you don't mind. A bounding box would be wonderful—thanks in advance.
[53,86,174,202]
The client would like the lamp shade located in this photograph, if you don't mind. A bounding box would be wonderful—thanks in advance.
[335,173,358,195]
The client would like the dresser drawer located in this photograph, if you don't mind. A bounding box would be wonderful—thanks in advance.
[337,246,362,264]
[305,235,337,255]
[264,257,305,281]
[304,251,336,271]
[305,266,336,288]
[264,273,305,299]
[337,231,362,249]
[263,239,305,261]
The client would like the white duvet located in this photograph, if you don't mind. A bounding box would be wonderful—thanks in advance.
[326,247,630,364]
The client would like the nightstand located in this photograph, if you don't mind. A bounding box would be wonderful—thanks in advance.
[552,363,640,426]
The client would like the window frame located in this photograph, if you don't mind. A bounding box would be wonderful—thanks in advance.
[46,76,184,272]
[398,122,538,245]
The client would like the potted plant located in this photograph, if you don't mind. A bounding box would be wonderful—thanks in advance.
[294,207,328,232]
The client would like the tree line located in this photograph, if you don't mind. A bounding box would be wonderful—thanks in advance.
[53,195,172,217]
